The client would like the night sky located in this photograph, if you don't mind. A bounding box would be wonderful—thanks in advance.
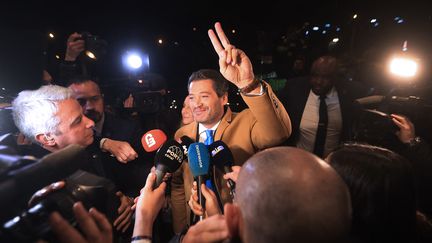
[1,0,432,101]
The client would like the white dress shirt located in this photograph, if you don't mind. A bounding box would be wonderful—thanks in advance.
[198,121,221,143]
[296,87,342,157]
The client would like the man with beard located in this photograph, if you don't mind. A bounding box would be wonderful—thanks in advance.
[171,22,292,232]
[68,78,153,198]
[11,85,133,234]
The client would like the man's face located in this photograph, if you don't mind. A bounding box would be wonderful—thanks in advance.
[69,81,104,123]
[310,57,338,96]
[51,99,95,149]
[188,79,227,128]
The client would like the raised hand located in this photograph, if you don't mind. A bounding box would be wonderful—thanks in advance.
[208,22,255,89]
[391,114,416,143]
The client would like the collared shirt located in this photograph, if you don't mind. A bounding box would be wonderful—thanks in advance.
[94,112,105,136]
[296,87,342,157]
[198,121,221,143]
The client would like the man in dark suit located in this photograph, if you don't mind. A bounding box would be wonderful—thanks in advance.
[68,79,152,198]
[279,56,365,157]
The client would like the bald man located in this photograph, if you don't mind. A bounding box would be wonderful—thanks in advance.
[279,56,366,157]
[183,147,352,243]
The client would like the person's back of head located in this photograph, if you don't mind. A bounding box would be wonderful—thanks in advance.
[12,85,72,143]
[326,143,417,243]
[234,147,351,243]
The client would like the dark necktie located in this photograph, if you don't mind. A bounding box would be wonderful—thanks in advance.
[313,95,328,157]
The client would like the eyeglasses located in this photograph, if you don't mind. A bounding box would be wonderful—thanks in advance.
[77,95,102,107]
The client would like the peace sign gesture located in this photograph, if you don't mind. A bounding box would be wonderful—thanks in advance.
[208,22,255,89]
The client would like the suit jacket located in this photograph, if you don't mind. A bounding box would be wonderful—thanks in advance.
[171,82,292,232]
[279,76,365,147]
[92,112,153,197]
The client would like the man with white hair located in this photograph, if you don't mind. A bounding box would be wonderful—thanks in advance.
[12,85,94,151]
[12,85,133,234]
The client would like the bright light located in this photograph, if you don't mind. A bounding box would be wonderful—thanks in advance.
[123,51,150,72]
[397,19,404,24]
[370,18,377,23]
[312,26,319,31]
[126,54,142,69]
[85,51,96,60]
[373,22,379,27]
[48,33,55,39]
[305,31,309,36]
[322,30,327,34]
[353,14,358,19]
[389,57,418,78]
[232,29,236,34]
[55,55,60,59]
[325,23,331,28]
[336,27,341,32]
[138,79,143,84]
[158,39,163,45]
[332,38,339,43]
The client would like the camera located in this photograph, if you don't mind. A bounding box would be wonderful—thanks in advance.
[0,170,120,242]
[78,32,108,60]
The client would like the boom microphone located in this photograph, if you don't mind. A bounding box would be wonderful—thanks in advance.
[141,129,167,152]
[153,140,184,188]
[188,142,210,221]
[208,141,236,198]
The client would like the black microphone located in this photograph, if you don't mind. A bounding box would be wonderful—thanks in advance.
[0,144,87,211]
[208,141,236,198]
[153,140,184,188]
[179,136,194,159]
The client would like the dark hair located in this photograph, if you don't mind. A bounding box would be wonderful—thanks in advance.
[188,69,229,97]
[327,143,417,243]
[64,75,99,87]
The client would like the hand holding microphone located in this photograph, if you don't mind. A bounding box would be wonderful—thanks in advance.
[188,181,221,217]
[188,142,211,221]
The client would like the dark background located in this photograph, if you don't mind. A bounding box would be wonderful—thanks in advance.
[1,0,432,101]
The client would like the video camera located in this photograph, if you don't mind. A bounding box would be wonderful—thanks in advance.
[0,145,120,242]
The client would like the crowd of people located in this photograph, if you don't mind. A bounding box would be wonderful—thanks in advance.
[1,21,432,243]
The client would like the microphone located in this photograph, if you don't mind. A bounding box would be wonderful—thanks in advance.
[0,144,87,210]
[208,141,236,198]
[188,142,210,221]
[153,140,184,188]
[179,136,194,158]
[141,129,167,152]
[355,95,385,106]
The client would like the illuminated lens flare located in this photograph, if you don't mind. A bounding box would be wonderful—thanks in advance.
[389,58,418,78]
[85,51,97,60]
[126,54,143,69]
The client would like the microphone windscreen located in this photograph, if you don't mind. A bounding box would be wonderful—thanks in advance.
[188,143,210,177]
[141,129,167,152]
[179,136,194,156]
[154,140,184,173]
[208,140,234,170]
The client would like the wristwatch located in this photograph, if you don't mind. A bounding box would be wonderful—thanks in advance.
[407,136,422,147]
